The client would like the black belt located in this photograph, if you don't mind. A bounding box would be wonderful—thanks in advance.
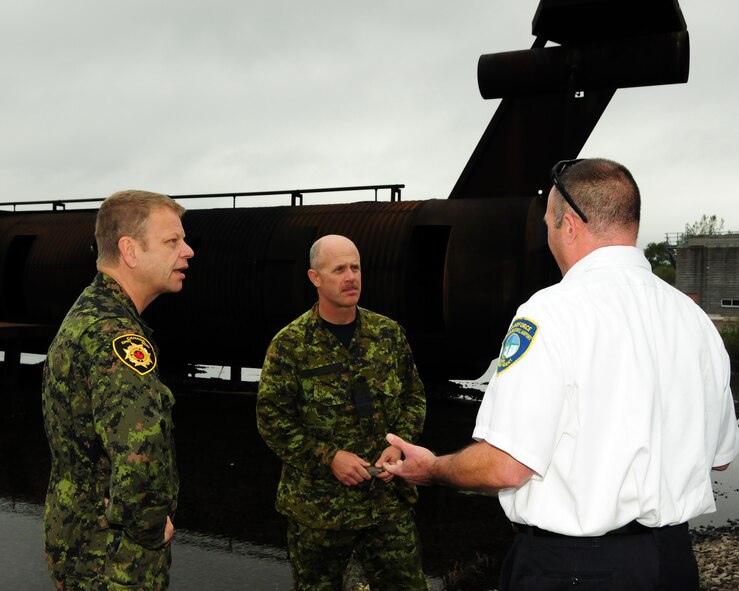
[512,520,652,538]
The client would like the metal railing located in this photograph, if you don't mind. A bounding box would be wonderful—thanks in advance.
[0,183,405,211]
[665,230,738,247]
[664,232,683,247]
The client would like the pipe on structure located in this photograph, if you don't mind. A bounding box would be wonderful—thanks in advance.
[478,31,689,99]
[0,198,557,381]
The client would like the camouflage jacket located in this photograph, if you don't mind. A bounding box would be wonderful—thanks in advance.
[42,272,178,583]
[256,304,426,530]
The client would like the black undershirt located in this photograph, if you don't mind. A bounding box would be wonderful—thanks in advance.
[322,318,357,348]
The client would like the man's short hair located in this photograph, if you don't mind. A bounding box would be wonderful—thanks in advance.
[553,158,641,237]
[95,190,185,265]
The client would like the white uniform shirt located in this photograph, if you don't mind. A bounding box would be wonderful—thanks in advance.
[473,246,739,536]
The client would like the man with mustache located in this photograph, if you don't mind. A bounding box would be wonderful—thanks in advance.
[257,234,427,590]
[42,190,194,590]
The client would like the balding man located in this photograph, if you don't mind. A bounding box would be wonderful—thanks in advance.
[257,234,427,590]
[384,159,738,590]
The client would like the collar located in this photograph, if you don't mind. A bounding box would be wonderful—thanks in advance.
[304,302,364,346]
[93,272,152,333]
[562,246,650,283]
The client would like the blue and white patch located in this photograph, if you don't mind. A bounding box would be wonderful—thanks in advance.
[496,317,538,375]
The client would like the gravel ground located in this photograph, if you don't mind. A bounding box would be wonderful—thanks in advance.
[691,523,739,591]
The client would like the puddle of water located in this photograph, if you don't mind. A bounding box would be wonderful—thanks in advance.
[0,499,294,590]
[689,466,739,529]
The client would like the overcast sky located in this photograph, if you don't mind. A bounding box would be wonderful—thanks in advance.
[1,0,736,247]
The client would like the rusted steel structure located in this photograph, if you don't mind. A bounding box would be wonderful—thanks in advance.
[0,0,690,383]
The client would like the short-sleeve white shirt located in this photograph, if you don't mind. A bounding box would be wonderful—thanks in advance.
[473,246,739,536]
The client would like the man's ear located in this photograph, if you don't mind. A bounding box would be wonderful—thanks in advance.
[118,236,138,268]
[307,268,320,288]
[562,212,581,245]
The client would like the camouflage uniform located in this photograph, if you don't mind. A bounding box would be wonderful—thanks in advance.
[42,272,178,591]
[257,303,427,590]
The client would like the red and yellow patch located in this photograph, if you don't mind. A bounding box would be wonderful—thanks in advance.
[112,334,157,375]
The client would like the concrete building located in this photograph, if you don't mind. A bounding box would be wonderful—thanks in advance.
[675,232,739,320]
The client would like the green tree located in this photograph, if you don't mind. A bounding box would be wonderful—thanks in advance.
[652,265,675,285]
[644,241,674,267]
[644,240,676,285]
[684,214,725,236]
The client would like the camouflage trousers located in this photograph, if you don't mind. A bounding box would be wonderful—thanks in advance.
[48,530,171,591]
[287,511,426,590]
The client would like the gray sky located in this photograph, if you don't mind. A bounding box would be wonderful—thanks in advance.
[1,0,736,247]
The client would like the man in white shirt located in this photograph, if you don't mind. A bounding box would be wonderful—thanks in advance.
[383,158,739,590]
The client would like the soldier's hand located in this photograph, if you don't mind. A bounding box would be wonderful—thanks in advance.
[164,515,175,545]
[330,450,373,486]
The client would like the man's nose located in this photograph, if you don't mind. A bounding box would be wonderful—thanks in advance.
[182,241,195,259]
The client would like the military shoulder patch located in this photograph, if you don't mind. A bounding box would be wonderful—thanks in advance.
[112,334,157,375]
[496,317,538,375]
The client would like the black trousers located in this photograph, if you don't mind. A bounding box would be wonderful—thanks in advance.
[499,522,699,590]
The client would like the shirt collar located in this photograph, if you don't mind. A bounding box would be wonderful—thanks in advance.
[305,302,364,345]
[94,271,152,333]
[562,246,650,283]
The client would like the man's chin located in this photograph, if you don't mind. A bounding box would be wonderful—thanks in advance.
[164,280,185,294]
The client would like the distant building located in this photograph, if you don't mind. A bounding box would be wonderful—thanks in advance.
[673,232,739,319]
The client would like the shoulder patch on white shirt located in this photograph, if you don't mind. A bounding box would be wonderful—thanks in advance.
[496,317,538,375]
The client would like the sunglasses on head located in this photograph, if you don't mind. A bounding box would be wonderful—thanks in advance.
[550,159,588,223]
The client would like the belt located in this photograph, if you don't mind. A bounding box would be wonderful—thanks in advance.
[512,520,652,538]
